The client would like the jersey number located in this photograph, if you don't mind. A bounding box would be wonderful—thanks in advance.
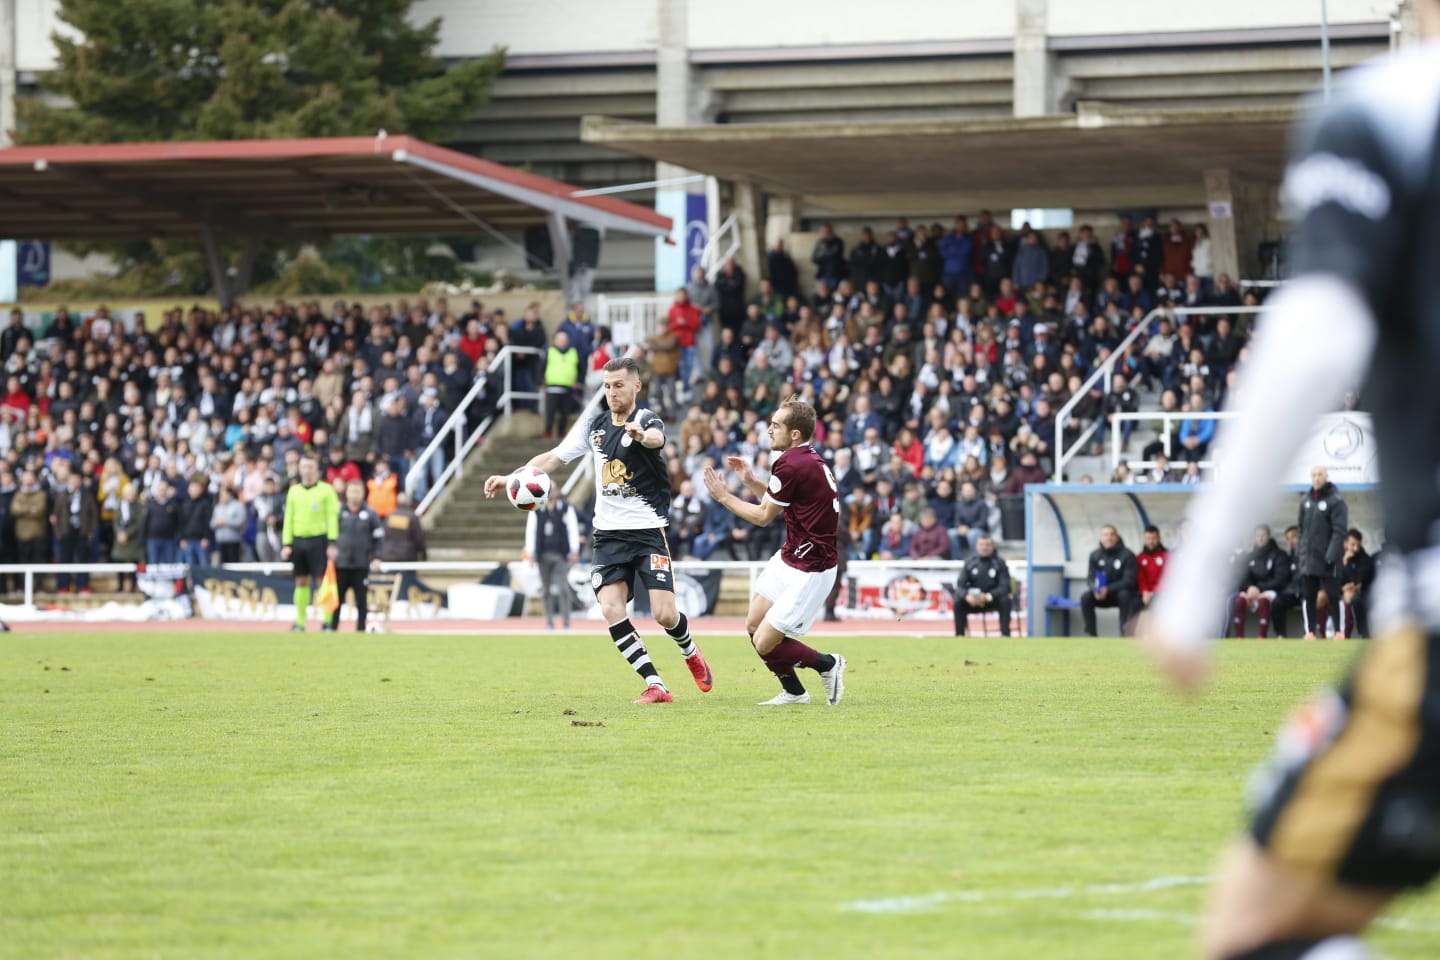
[821,464,840,513]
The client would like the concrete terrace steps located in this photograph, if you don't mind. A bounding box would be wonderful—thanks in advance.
[422,412,584,560]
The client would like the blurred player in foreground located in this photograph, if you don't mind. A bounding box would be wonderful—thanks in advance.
[704,396,846,706]
[1140,18,1440,960]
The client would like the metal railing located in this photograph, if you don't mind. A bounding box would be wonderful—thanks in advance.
[1105,409,1244,476]
[595,293,671,350]
[1052,304,1264,481]
[405,345,545,515]
[700,213,740,282]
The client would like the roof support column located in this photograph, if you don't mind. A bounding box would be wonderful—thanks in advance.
[1203,168,1275,285]
[730,180,764,293]
[1014,0,1058,117]
[654,0,708,292]
[199,220,234,309]
[546,210,573,302]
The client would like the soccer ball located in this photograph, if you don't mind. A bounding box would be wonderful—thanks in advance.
[506,467,552,511]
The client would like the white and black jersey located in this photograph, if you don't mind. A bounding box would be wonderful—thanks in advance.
[1280,45,1440,554]
[554,406,669,530]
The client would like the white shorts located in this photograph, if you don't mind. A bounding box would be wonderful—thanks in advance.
[754,551,837,638]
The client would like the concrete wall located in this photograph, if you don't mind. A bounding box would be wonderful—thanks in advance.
[687,2,1012,48]
[12,0,1391,72]
[411,0,657,59]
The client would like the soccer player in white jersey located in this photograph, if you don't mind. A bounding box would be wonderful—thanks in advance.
[1141,13,1440,959]
[485,357,712,704]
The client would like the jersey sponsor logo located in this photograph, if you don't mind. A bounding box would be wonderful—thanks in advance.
[650,554,670,572]
[654,572,667,582]
[600,459,638,498]
[1281,152,1391,222]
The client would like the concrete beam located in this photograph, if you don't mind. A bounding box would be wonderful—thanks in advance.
[721,82,1011,113]
[731,180,764,296]
[1060,44,1375,80]
[1014,0,1058,118]
[701,58,1012,91]
[729,105,1012,125]
[490,72,657,99]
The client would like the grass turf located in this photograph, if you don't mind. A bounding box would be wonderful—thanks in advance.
[2,631,1437,959]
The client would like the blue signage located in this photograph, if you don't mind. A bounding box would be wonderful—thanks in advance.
[18,241,50,288]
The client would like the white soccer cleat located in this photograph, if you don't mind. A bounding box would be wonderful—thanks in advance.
[820,654,847,706]
[757,690,810,706]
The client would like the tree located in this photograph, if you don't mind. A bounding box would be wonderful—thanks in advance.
[16,0,505,299]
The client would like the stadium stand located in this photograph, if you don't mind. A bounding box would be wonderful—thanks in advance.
[0,213,1268,597]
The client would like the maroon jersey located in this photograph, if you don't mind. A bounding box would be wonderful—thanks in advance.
[765,444,840,572]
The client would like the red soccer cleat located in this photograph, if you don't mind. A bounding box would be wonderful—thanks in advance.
[684,650,714,693]
[633,684,673,704]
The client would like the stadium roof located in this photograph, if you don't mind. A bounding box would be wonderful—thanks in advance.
[582,105,1295,205]
[0,134,674,242]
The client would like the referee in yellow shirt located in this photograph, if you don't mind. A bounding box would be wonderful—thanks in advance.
[282,455,340,631]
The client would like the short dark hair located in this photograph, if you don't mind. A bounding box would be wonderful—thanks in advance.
[1144,524,1160,535]
[779,395,817,442]
[1347,528,1363,542]
[602,356,642,379]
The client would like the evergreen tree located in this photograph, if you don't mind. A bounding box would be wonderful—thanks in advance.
[15,0,504,297]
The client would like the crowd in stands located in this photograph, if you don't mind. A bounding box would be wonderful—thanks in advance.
[652,212,1265,562]
[0,296,547,592]
[0,210,1267,588]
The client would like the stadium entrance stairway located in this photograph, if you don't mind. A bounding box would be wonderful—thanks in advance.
[423,412,588,564]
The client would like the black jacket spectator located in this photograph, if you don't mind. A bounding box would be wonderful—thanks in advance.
[880,240,911,290]
[1080,528,1140,636]
[811,232,846,284]
[849,235,883,289]
[1297,482,1347,577]
[1244,538,1290,593]
[1087,541,1138,594]
[767,245,799,298]
[179,490,214,542]
[143,495,182,542]
[336,503,383,569]
[714,262,747,333]
[1341,544,1375,595]
[954,547,1013,636]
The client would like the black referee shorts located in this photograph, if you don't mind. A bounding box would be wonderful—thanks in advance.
[289,536,329,579]
[590,528,673,602]
[1249,625,1440,889]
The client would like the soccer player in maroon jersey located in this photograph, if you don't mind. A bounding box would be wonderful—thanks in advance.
[703,396,847,705]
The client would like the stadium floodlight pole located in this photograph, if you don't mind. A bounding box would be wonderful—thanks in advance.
[1321,0,1333,102]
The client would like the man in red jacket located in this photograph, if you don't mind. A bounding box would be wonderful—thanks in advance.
[666,287,701,401]
[1136,524,1168,609]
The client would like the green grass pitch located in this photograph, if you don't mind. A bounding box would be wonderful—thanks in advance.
[3,631,1437,959]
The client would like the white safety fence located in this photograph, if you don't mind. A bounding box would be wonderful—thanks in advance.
[1053,304,1265,481]
[594,292,670,350]
[0,558,1028,630]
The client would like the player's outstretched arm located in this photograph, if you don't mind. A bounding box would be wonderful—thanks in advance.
[1143,275,1377,688]
[483,450,565,498]
[703,465,784,527]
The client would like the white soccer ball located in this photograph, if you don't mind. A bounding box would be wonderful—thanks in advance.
[506,467,552,512]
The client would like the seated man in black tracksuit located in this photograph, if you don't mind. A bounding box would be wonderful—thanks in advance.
[953,533,1012,636]
[1268,525,1304,637]
[1080,524,1140,637]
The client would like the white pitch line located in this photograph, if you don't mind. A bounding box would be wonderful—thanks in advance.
[843,875,1210,914]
